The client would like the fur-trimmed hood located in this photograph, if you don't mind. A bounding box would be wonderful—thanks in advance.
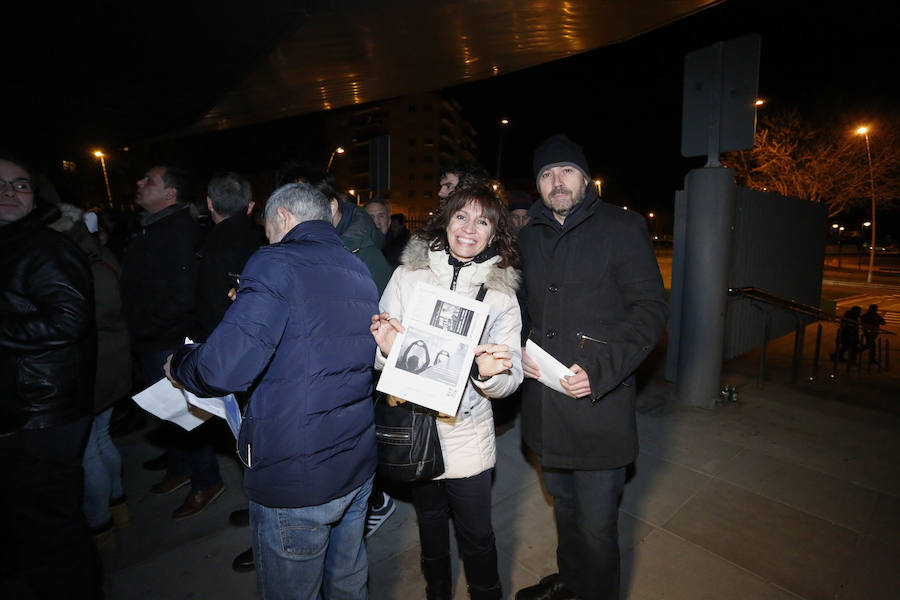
[400,236,520,296]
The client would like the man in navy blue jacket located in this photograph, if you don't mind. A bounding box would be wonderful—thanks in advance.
[166,183,379,600]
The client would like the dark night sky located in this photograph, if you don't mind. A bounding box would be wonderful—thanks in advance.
[5,1,899,233]
[439,0,900,222]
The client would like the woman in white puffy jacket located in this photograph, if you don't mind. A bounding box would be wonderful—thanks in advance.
[371,185,523,600]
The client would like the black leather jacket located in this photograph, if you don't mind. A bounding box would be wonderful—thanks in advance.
[0,209,96,434]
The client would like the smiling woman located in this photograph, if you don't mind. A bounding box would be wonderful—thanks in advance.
[370,183,523,598]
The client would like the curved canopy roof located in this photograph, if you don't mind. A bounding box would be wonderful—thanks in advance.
[186,0,721,135]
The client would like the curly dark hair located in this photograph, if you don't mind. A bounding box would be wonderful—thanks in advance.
[415,185,521,269]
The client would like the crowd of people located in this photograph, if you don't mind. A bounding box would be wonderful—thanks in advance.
[1,133,667,600]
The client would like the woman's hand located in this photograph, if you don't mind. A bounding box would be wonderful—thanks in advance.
[370,312,405,357]
[474,343,513,379]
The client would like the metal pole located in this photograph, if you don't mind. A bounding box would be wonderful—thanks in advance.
[495,120,508,181]
[863,133,876,283]
[99,155,113,205]
[758,310,770,388]
[792,318,805,384]
[675,167,736,407]
[810,323,822,381]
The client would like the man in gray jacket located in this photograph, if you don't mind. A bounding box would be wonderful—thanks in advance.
[516,135,667,600]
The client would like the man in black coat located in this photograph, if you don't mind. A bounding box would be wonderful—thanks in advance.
[0,154,101,598]
[515,135,667,600]
[119,165,207,502]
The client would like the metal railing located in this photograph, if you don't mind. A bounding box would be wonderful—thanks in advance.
[728,287,893,386]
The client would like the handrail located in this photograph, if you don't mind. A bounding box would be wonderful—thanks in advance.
[728,286,895,334]
[727,287,823,318]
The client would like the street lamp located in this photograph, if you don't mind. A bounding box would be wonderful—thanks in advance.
[594,178,602,197]
[832,223,845,269]
[326,146,345,172]
[855,126,877,283]
[496,118,509,180]
[93,150,113,205]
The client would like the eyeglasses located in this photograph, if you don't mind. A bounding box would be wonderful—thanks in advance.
[0,179,33,193]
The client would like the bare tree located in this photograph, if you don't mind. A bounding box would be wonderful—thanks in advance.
[724,111,900,218]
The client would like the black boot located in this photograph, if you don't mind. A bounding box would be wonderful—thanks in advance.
[422,555,452,600]
[469,581,502,600]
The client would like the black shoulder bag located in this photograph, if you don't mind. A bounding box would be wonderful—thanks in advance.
[374,283,487,482]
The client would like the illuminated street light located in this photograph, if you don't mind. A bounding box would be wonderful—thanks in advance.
[855,126,877,283]
[594,178,602,197]
[93,150,113,205]
[326,146,345,172]
[755,98,765,106]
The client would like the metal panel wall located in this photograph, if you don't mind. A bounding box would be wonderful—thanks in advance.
[724,188,826,359]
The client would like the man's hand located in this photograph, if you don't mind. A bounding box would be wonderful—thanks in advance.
[521,347,541,379]
[561,363,592,398]
[163,354,184,390]
[474,344,512,379]
[370,312,405,357]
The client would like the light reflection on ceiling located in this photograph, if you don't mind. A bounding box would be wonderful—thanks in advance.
[186,0,722,135]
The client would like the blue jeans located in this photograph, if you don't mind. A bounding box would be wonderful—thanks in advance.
[542,466,626,600]
[250,475,373,600]
[82,408,124,528]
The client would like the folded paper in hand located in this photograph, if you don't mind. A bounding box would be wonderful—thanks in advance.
[525,339,575,396]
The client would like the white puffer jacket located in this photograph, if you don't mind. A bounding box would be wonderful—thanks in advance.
[375,238,523,479]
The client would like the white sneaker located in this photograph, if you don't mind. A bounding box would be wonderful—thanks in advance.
[365,492,396,538]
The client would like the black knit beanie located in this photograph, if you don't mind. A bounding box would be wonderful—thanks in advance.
[533,134,590,185]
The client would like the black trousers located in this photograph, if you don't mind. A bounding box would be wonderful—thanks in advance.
[0,416,103,599]
[411,469,499,590]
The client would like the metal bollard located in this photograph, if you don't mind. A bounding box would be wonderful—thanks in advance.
[810,323,822,381]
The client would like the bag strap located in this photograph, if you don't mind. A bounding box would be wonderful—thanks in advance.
[475,283,487,302]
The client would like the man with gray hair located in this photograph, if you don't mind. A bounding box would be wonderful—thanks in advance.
[166,183,379,599]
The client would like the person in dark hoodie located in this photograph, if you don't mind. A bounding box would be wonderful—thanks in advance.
[279,164,391,297]
[0,153,101,598]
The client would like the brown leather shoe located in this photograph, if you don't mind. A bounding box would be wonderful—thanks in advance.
[229,508,250,527]
[150,473,191,495]
[232,547,255,572]
[172,483,225,520]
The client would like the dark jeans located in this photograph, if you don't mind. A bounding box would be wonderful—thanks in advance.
[411,469,499,591]
[136,350,222,492]
[0,416,103,599]
[542,466,626,600]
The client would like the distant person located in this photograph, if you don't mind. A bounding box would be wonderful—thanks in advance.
[166,183,379,600]
[438,160,490,205]
[371,185,523,600]
[515,134,667,600]
[838,306,862,363]
[364,199,391,239]
[507,191,533,232]
[383,213,411,269]
[281,165,392,295]
[860,304,886,364]
[0,153,101,598]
